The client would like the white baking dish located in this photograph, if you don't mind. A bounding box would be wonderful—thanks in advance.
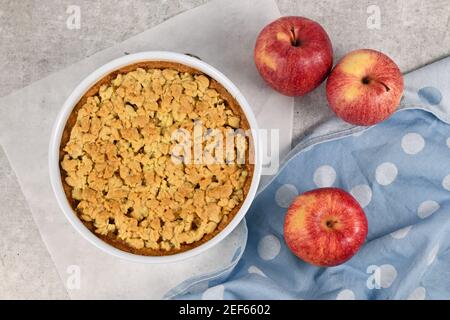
[48,51,261,263]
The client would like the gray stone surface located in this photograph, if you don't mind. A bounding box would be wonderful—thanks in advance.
[0,147,68,299]
[0,0,208,97]
[0,0,449,299]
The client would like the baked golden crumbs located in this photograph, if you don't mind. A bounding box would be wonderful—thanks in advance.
[60,61,253,255]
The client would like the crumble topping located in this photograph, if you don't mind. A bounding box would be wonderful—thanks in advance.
[61,67,249,251]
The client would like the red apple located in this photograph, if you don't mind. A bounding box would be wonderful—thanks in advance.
[284,188,368,267]
[326,49,404,125]
[254,16,333,96]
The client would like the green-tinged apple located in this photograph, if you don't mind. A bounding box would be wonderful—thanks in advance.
[284,188,368,267]
[326,49,404,125]
[254,16,333,96]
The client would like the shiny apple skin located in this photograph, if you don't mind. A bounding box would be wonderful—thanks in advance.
[254,16,333,96]
[284,188,368,267]
[326,49,404,126]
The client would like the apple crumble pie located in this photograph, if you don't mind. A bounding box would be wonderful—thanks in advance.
[60,61,253,255]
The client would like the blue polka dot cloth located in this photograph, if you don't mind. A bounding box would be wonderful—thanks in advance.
[165,56,450,300]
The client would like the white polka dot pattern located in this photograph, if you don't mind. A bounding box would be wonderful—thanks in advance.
[401,133,425,154]
[313,165,336,187]
[202,285,225,300]
[257,235,281,261]
[275,184,298,208]
[376,162,398,186]
[350,184,372,208]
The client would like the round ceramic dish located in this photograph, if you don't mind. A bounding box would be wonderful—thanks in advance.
[49,51,261,263]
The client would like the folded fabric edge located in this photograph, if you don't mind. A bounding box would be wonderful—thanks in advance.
[163,219,249,299]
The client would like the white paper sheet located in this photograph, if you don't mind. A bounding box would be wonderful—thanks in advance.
[0,0,293,299]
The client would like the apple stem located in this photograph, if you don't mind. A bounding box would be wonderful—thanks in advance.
[375,79,391,92]
[290,27,300,47]
[362,76,391,92]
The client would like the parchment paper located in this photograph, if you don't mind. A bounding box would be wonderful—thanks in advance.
[0,0,293,299]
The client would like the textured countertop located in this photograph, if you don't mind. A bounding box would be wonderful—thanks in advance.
[0,0,449,299]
